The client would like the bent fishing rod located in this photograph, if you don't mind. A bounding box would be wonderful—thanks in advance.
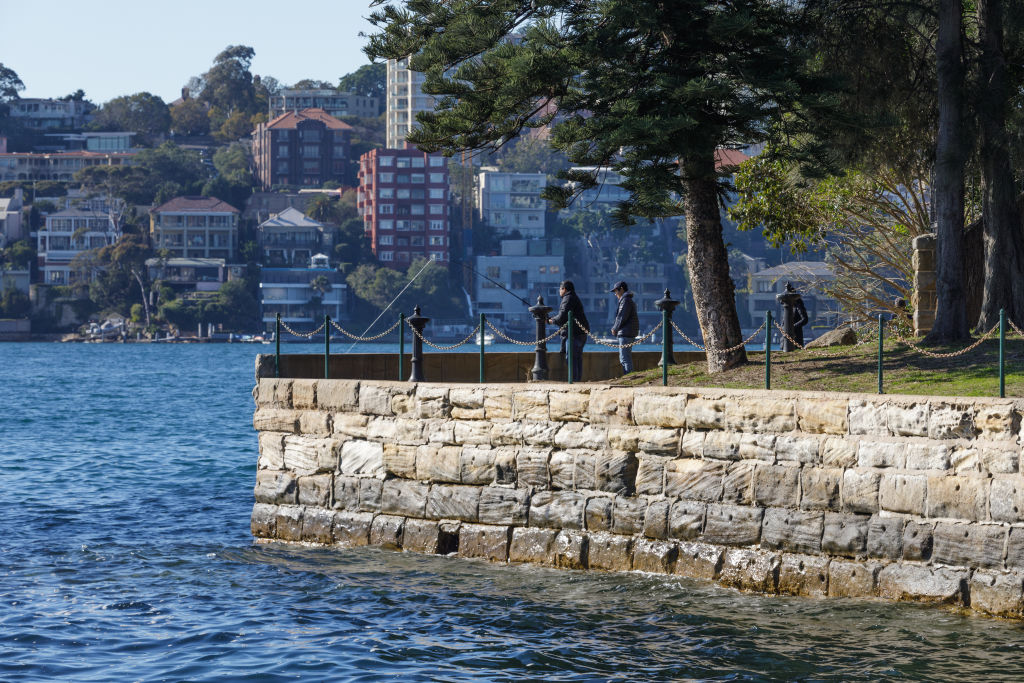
[460,261,533,308]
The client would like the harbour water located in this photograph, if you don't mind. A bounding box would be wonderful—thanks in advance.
[2,342,1022,681]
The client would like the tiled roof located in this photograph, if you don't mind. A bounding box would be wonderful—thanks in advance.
[264,108,353,131]
[258,206,324,230]
[714,148,751,170]
[151,196,240,214]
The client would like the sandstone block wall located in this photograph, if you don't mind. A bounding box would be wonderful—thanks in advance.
[251,378,1024,619]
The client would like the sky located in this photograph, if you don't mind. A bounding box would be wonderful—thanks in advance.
[1,0,379,105]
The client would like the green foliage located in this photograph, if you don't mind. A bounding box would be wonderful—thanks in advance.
[159,297,201,330]
[0,62,24,101]
[130,303,144,323]
[210,278,259,330]
[90,92,171,145]
[198,46,259,129]
[337,62,386,102]
[169,99,210,136]
[333,217,373,268]
[291,79,335,89]
[0,287,29,318]
[75,142,210,205]
[497,136,568,178]
[72,234,153,314]
[346,257,461,316]
[1,239,34,269]
[215,110,253,142]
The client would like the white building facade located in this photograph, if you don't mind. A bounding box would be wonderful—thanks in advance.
[386,59,436,149]
[37,207,120,285]
[476,170,546,237]
[474,239,565,327]
[260,255,349,331]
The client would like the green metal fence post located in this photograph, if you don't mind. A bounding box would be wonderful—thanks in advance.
[275,313,281,378]
[479,313,486,383]
[324,314,330,379]
[398,313,405,381]
[1000,308,1006,398]
[765,310,772,390]
[567,310,575,385]
[662,308,669,387]
[877,313,884,394]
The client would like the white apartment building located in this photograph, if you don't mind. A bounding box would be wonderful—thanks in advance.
[474,239,566,327]
[260,254,348,330]
[386,58,436,149]
[37,207,120,285]
[476,169,546,237]
[269,89,379,119]
[567,166,632,209]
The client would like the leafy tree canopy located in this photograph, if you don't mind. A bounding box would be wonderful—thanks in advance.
[75,142,209,205]
[90,92,171,145]
[337,62,385,101]
[0,63,24,101]
[200,45,257,116]
[170,98,210,136]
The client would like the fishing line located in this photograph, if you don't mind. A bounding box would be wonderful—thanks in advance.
[460,261,532,307]
[342,258,434,354]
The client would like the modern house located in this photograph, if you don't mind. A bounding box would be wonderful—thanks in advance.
[8,98,93,130]
[251,108,353,189]
[36,206,120,285]
[257,207,328,267]
[473,239,566,327]
[145,257,227,293]
[260,253,348,331]
[357,148,450,266]
[0,150,135,182]
[748,261,841,332]
[149,196,240,260]
[268,89,379,119]
[476,169,546,237]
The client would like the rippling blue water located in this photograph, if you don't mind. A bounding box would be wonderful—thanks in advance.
[3,342,1023,681]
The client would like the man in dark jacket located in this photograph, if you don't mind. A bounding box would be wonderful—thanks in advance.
[548,280,589,382]
[610,280,639,374]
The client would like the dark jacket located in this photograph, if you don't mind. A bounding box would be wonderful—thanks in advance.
[550,290,589,340]
[612,291,639,337]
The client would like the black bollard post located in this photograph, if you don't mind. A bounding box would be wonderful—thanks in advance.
[407,305,430,383]
[529,295,553,381]
[776,282,807,351]
[654,289,680,366]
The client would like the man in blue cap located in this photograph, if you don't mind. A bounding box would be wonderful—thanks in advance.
[610,280,638,374]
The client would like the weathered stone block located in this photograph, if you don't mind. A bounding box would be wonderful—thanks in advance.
[611,496,648,535]
[588,532,633,571]
[668,501,706,540]
[822,437,858,468]
[251,503,277,538]
[416,445,462,483]
[726,397,796,433]
[887,403,929,437]
[290,379,317,409]
[426,484,481,522]
[257,432,287,470]
[414,386,450,419]
[254,408,300,433]
[950,446,981,473]
[358,384,397,416]
[554,423,607,450]
[752,464,800,508]
[928,403,976,440]
[633,539,678,574]
[607,426,640,453]
[509,527,558,564]
[573,451,597,491]
[297,474,332,508]
[636,455,668,496]
[643,499,670,539]
[981,445,1018,475]
[301,506,334,544]
[255,378,291,407]
[521,421,561,448]
[332,413,369,438]
[822,512,868,558]
[774,436,820,465]
[381,479,428,518]
[878,473,927,516]
[665,459,724,502]
[403,519,442,554]
[513,390,549,421]
[552,530,588,569]
[761,508,824,555]
[680,431,706,458]
[975,405,1021,441]
[797,399,848,435]
[585,496,613,531]
[1006,528,1024,569]
[340,440,384,477]
[530,490,586,530]
[801,467,841,511]
[674,541,723,580]
[391,392,414,417]
[595,451,638,495]
[331,510,372,546]
[970,570,1024,618]
[849,400,890,436]
[738,434,776,462]
[932,522,1006,568]
[393,419,427,445]
[494,447,517,485]
[685,398,727,429]
[867,514,905,560]
[721,461,755,505]
[633,392,687,428]
[719,549,779,593]
[926,475,987,521]
[424,420,455,444]
[858,440,906,469]
[589,389,633,424]
[905,443,951,471]
[283,435,321,475]
[828,560,881,598]
[459,523,511,562]
[484,389,513,420]
[454,420,493,446]
[842,469,881,514]
[383,443,417,479]
[516,447,551,488]
[459,446,496,486]
[332,476,360,511]
[877,564,967,604]
[478,486,530,526]
[317,380,358,411]
[704,504,763,546]
[275,505,303,541]
[902,521,933,562]
[990,476,1024,523]
[778,554,830,597]
[549,450,576,490]
[549,390,590,422]
[255,470,297,505]
[637,428,680,455]
[370,514,405,549]
[358,478,383,513]
[449,388,484,420]
[702,431,741,460]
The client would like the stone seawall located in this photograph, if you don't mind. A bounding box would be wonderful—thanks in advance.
[250,378,1024,619]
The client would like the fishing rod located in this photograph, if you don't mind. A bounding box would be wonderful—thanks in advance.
[341,258,433,354]
[460,261,533,308]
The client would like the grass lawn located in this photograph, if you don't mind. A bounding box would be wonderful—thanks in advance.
[613,336,1024,398]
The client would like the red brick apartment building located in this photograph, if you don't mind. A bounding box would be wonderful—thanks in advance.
[357,148,450,266]
[251,108,352,189]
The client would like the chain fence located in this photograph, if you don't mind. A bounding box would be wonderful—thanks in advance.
[887,321,1002,359]
[407,320,483,351]
[486,318,564,346]
[574,318,663,348]
[328,317,402,341]
[671,319,767,354]
[279,320,327,339]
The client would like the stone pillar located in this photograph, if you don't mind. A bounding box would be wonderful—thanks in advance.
[912,234,936,336]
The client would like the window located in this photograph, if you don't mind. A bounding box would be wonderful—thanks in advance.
[301,128,321,142]
[277,144,289,158]
[396,221,411,231]
[378,172,393,183]
[396,188,410,199]
[379,219,394,230]
[411,188,425,199]
[428,188,445,199]
[429,220,445,231]
[411,173,425,183]
[410,205,424,215]
[397,251,410,261]
[550,265,560,274]
[378,188,394,199]
[411,157,425,168]
[429,204,444,215]
[379,204,394,215]
[397,237,409,246]
[430,251,444,261]
[380,251,394,261]
[429,156,444,167]
[539,266,547,274]
[486,266,500,278]
[379,235,394,245]
[396,174,410,184]
[379,156,394,166]
[429,173,445,183]
[429,235,444,245]
[411,236,424,246]
[511,270,527,290]
[303,145,320,157]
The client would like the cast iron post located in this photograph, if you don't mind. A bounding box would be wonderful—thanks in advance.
[654,289,680,366]
[530,295,553,381]
[408,306,429,383]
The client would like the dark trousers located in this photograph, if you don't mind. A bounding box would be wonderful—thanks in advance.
[560,335,586,382]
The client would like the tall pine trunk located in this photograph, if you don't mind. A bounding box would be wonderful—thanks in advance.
[976,0,1024,331]
[927,0,970,343]
[683,152,746,373]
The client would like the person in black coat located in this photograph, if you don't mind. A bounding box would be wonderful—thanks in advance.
[610,280,639,373]
[548,280,589,382]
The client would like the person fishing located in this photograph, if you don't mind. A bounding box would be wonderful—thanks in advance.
[548,280,589,382]
[610,280,638,374]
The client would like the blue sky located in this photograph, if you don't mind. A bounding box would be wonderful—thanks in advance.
[1,0,378,105]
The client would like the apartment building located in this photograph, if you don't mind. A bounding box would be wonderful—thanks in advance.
[260,254,348,331]
[0,150,135,182]
[748,261,841,332]
[473,239,565,327]
[8,98,92,130]
[251,108,353,189]
[150,196,239,260]
[386,58,436,149]
[257,207,328,267]
[476,169,546,237]
[36,207,119,285]
[269,89,379,119]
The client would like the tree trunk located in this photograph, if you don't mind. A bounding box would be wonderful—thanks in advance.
[683,152,746,373]
[976,0,1024,331]
[926,0,970,343]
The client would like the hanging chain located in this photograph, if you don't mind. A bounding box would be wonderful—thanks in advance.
[329,317,401,341]
[670,320,706,351]
[887,321,1000,359]
[279,320,327,338]
[574,318,663,348]
[406,320,482,350]
[1010,318,1024,338]
[485,318,564,346]
[772,321,806,350]
[668,319,767,354]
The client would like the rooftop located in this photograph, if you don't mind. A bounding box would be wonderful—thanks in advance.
[263,108,353,131]
[152,196,240,214]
